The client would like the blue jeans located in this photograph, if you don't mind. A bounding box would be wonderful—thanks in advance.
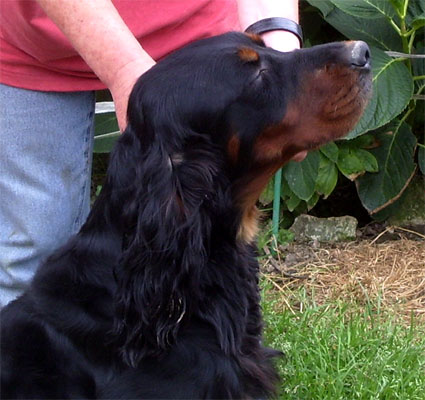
[0,84,95,306]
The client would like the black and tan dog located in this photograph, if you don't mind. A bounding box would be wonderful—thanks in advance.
[1,32,371,399]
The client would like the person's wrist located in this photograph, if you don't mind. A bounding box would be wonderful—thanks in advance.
[244,17,303,52]
[108,59,156,132]
[107,58,155,94]
[261,30,301,52]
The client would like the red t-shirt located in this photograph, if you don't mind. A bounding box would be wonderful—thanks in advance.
[0,0,240,91]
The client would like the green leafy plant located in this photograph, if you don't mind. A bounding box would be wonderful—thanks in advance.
[92,4,424,225]
[276,0,424,220]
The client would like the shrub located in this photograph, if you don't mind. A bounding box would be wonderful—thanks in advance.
[272,0,424,222]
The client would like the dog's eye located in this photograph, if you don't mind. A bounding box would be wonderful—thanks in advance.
[252,68,268,83]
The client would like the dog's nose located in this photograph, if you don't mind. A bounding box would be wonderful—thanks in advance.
[350,41,371,68]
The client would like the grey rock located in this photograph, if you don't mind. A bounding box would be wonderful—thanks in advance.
[290,214,358,243]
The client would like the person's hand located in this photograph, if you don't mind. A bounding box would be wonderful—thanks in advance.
[35,0,156,133]
[261,30,301,52]
[109,59,156,132]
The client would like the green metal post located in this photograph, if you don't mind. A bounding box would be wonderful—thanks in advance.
[272,168,282,249]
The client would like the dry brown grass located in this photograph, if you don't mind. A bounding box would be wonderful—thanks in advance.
[261,228,425,321]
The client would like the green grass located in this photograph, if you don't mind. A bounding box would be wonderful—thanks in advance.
[261,285,425,399]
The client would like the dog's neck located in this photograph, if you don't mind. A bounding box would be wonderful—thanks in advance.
[76,184,126,262]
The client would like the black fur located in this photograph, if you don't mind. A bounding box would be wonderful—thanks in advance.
[1,32,371,398]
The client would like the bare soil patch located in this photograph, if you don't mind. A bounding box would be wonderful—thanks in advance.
[262,227,425,321]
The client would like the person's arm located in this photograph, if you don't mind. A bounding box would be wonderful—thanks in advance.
[36,0,156,131]
[236,0,301,52]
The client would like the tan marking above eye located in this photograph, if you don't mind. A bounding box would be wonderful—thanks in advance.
[244,33,265,46]
[238,47,260,63]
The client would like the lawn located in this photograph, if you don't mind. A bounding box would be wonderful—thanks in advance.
[261,236,425,399]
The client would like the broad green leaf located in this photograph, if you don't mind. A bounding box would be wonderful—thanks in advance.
[337,146,378,180]
[347,134,377,148]
[419,145,425,175]
[320,142,339,163]
[409,16,425,29]
[337,147,364,178]
[371,175,424,222]
[354,149,379,172]
[282,151,320,201]
[307,0,403,51]
[347,47,414,138]
[259,179,275,205]
[281,176,302,212]
[413,40,425,79]
[94,131,120,153]
[407,0,425,29]
[316,153,338,198]
[329,0,396,19]
[306,192,320,210]
[389,0,405,17]
[356,121,417,213]
[307,0,335,17]
[286,192,302,212]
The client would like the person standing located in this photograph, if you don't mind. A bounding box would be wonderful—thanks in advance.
[0,0,301,306]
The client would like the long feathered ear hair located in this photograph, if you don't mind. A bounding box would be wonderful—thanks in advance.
[109,77,227,367]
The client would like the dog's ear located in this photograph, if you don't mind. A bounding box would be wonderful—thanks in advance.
[110,82,224,367]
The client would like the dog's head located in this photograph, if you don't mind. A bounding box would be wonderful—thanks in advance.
[125,32,371,241]
[130,33,371,158]
[111,32,371,365]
